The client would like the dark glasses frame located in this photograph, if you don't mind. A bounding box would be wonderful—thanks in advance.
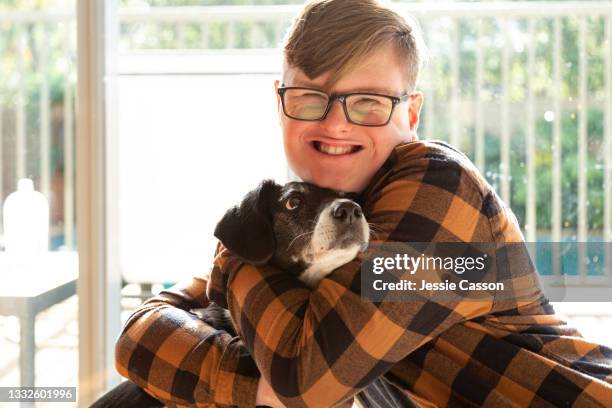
[277,85,414,127]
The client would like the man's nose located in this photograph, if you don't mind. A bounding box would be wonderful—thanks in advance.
[320,100,351,132]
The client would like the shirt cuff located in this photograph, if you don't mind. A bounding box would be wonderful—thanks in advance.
[214,336,260,408]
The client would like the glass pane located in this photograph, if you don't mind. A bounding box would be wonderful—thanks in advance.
[116,1,290,322]
[0,0,78,396]
[414,9,611,346]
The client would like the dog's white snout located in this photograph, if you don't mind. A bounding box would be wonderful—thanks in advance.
[331,199,363,224]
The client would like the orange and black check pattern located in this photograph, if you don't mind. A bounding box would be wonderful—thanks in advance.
[115,140,612,407]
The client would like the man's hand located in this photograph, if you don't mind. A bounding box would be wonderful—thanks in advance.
[205,244,238,309]
[256,376,286,408]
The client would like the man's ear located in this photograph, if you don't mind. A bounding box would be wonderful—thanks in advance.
[274,79,282,122]
[409,92,424,131]
[214,179,280,265]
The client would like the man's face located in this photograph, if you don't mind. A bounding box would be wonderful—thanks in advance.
[275,43,423,193]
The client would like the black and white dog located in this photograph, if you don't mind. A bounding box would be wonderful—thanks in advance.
[91,180,369,407]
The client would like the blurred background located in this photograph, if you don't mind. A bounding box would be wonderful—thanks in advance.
[0,0,611,405]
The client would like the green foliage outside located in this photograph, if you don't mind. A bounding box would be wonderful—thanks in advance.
[0,0,610,237]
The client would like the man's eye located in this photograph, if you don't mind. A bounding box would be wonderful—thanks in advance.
[285,197,302,210]
[354,97,383,106]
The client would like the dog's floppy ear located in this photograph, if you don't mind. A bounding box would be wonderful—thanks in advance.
[214,179,280,265]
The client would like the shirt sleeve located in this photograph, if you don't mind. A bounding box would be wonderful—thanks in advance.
[114,272,261,407]
[218,151,532,408]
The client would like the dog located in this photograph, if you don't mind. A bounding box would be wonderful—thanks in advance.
[91,179,369,407]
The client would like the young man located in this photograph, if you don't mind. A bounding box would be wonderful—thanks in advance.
[115,0,612,406]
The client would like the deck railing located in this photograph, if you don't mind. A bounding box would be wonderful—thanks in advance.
[0,2,610,285]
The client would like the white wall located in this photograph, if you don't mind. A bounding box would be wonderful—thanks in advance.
[118,70,287,283]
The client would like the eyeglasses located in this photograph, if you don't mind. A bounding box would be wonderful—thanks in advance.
[277,85,413,127]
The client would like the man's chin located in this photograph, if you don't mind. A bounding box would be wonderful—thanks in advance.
[304,173,364,193]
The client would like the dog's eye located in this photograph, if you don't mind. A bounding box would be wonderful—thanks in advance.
[285,197,302,210]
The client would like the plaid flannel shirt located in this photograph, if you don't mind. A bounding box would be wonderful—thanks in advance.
[115,140,612,407]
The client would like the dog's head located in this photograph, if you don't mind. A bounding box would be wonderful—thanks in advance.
[214,180,369,284]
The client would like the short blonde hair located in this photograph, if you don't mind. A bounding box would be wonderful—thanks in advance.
[282,0,425,92]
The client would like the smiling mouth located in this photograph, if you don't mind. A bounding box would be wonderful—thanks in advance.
[312,141,363,155]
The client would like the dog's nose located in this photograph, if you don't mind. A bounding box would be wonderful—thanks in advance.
[332,200,363,224]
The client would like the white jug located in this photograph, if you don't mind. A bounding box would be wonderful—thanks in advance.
[2,178,50,255]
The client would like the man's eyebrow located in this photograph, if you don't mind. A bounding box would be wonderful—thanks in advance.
[287,80,400,96]
[342,86,400,95]
[289,79,325,89]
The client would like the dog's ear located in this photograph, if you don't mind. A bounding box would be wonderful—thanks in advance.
[214,179,280,265]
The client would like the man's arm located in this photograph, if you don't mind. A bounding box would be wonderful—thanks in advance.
[215,150,540,408]
[114,274,261,407]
